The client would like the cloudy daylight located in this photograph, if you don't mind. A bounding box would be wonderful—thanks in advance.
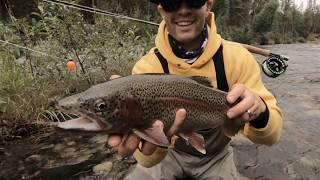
[294,0,320,10]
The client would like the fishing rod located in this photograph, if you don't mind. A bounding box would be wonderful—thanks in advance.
[43,0,159,26]
[0,39,61,60]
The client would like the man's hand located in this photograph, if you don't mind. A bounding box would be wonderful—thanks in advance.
[107,109,186,157]
[226,84,266,122]
[106,75,187,157]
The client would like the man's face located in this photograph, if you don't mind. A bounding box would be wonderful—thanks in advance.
[158,0,213,47]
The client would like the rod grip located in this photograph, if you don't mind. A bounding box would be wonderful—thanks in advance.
[241,43,271,57]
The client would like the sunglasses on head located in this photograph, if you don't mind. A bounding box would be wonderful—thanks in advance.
[157,0,207,12]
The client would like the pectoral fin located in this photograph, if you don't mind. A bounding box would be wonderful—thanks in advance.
[179,132,206,154]
[133,120,170,147]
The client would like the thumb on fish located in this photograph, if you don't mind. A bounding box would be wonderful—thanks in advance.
[110,74,122,80]
[166,108,187,137]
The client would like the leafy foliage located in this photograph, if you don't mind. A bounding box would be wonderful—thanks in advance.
[214,0,320,44]
[252,0,279,34]
[0,1,155,136]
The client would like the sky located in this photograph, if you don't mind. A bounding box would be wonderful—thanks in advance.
[294,0,320,10]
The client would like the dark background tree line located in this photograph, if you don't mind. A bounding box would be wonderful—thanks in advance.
[1,0,320,44]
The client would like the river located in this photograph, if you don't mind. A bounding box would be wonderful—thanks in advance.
[234,43,320,180]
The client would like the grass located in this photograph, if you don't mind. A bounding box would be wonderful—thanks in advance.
[0,12,156,141]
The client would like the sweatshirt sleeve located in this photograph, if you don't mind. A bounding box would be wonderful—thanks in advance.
[234,46,283,145]
[131,49,169,167]
[133,146,168,168]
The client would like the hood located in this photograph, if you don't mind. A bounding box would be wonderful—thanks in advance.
[155,12,222,71]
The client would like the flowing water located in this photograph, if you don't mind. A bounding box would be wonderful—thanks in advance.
[233,43,320,180]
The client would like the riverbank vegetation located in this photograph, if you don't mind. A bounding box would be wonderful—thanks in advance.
[0,0,320,140]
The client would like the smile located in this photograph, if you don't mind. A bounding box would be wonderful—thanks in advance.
[176,20,194,26]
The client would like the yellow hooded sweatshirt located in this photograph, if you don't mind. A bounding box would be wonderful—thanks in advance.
[131,12,283,168]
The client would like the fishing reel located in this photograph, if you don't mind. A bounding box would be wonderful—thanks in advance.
[241,44,289,78]
[261,53,289,78]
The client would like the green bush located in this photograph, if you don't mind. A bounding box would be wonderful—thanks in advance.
[0,2,155,136]
[306,34,318,42]
[227,26,254,44]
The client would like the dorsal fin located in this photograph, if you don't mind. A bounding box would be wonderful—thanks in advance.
[140,73,169,75]
[189,76,213,88]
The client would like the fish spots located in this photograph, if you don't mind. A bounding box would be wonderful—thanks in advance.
[155,97,226,112]
[58,74,232,135]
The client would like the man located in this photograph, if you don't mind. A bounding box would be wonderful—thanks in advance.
[108,0,283,179]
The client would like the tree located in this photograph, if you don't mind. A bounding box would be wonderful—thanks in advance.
[213,0,230,18]
[79,0,96,24]
[252,0,279,34]
[228,0,252,26]
[10,0,39,19]
[0,0,40,22]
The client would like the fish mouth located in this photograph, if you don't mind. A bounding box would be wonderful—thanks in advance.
[56,101,112,132]
[57,113,111,132]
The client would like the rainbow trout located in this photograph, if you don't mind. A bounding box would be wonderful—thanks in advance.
[57,74,242,154]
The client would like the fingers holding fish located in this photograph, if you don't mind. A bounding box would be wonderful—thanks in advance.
[235,96,257,122]
[227,84,266,122]
[227,84,254,120]
[106,108,187,156]
[137,109,187,155]
[107,134,123,147]
[138,109,186,155]
[226,84,246,104]
[245,98,261,120]
[115,134,141,157]
[107,133,158,156]
[166,108,187,137]
[109,74,122,80]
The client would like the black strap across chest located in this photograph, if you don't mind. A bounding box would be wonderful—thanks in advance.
[154,45,229,92]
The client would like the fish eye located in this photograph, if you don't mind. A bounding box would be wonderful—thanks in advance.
[95,100,107,111]
[97,102,106,110]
